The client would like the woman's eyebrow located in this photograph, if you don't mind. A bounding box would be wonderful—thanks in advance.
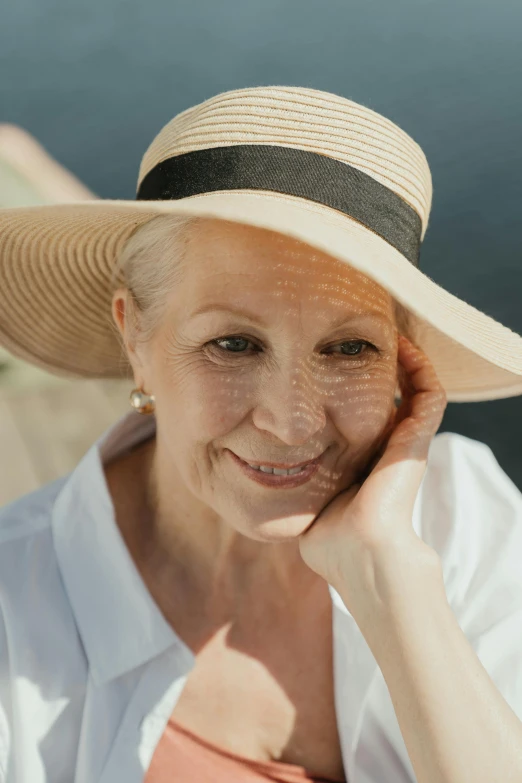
[188,304,392,329]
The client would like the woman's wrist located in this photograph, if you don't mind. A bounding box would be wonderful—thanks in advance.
[336,533,446,641]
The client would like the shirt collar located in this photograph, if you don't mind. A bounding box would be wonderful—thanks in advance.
[52,410,194,686]
[51,409,356,686]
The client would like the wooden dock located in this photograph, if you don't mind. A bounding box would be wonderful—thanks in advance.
[0,352,132,506]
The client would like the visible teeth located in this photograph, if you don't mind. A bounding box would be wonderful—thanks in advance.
[247,463,309,475]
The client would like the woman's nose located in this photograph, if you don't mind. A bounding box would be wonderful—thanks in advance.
[251,366,327,445]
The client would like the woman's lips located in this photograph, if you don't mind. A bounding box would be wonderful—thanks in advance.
[226,449,324,488]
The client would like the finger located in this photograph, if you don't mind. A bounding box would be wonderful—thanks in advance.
[375,337,447,470]
[396,336,446,433]
[399,335,442,395]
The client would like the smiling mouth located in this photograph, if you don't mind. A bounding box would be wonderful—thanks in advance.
[243,461,314,475]
[226,450,325,485]
[237,452,323,472]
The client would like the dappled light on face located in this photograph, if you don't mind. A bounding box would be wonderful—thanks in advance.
[150,219,399,540]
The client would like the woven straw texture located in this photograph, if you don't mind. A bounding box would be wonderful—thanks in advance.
[0,85,521,402]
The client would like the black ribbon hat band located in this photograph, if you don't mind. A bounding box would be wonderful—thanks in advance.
[136,144,422,267]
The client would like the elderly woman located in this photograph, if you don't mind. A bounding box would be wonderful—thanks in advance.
[1,86,522,783]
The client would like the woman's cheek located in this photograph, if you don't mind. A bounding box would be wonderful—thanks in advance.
[330,371,396,438]
[188,370,255,438]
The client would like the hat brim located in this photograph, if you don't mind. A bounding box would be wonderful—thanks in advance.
[1,190,522,402]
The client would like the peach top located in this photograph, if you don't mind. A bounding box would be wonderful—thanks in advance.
[145,717,347,783]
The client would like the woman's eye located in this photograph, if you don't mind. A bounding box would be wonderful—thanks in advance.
[212,336,257,354]
[328,341,375,356]
[209,337,376,357]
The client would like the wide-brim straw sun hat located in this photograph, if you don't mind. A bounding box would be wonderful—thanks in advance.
[1,85,522,402]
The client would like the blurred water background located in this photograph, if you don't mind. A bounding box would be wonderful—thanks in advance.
[0,0,521,503]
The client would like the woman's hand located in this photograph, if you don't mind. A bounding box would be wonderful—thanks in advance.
[298,335,448,618]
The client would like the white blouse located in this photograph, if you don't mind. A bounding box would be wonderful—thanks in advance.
[1,410,522,783]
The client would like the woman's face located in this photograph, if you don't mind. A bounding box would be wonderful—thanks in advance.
[135,218,400,542]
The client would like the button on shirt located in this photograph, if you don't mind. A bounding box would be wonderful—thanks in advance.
[1,410,522,783]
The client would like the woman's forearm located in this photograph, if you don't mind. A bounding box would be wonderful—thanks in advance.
[339,538,522,783]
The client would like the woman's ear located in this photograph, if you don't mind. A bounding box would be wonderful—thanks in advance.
[112,288,126,332]
[111,287,144,379]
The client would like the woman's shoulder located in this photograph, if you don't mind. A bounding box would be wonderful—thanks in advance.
[0,471,86,666]
[416,431,522,625]
[0,474,68,546]
[421,430,522,529]
[428,430,521,496]
[413,432,522,725]
[0,475,69,610]
[0,474,89,777]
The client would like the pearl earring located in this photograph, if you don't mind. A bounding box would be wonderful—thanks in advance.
[129,387,156,415]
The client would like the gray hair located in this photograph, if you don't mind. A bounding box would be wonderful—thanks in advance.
[113,214,415,347]
[111,214,200,346]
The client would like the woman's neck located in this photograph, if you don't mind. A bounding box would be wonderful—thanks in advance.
[104,436,323,624]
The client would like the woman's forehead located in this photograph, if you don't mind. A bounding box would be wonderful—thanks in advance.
[180,218,392,305]
[165,225,394,335]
